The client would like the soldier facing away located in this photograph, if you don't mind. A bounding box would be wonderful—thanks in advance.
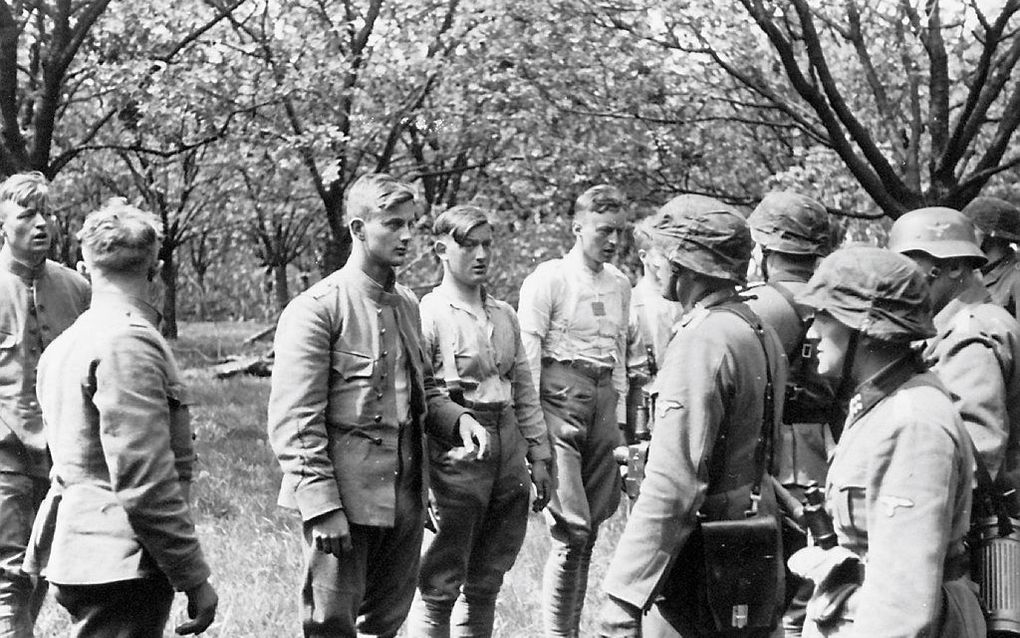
[0,172,89,638]
[25,199,217,636]
[408,205,553,638]
[598,194,787,638]
[744,192,836,637]
[267,173,488,638]
[517,184,645,638]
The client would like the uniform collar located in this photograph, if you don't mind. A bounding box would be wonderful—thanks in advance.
[0,246,46,280]
[429,284,496,317]
[845,353,926,427]
[342,263,403,307]
[766,261,812,284]
[981,248,1017,278]
[90,291,162,327]
[932,273,992,335]
[694,288,740,311]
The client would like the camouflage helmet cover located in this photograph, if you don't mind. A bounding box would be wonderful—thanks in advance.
[796,246,936,342]
[748,191,832,257]
[887,206,987,266]
[648,194,752,285]
[962,196,1020,242]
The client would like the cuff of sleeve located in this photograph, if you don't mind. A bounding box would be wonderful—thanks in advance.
[526,442,552,463]
[293,479,344,523]
[426,403,472,441]
[166,547,212,593]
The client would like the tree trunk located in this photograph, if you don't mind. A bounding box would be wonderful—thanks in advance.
[160,250,178,340]
[273,262,290,311]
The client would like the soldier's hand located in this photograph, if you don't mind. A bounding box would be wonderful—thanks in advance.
[176,580,218,635]
[530,460,553,512]
[597,594,642,638]
[309,509,353,556]
[457,414,489,460]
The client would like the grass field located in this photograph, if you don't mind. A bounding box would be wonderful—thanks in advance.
[34,321,630,637]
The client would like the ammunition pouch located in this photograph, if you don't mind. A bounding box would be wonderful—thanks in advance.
[660,512,783,635]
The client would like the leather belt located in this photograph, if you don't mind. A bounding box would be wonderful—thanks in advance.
[542,356,613,380]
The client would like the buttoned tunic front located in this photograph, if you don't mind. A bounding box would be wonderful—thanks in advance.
[0,247,89,477]
[923,274,1020,485]
[268,264,468,527]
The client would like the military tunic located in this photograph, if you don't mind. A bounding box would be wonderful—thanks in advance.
[603,292,787,633]
[803,357,983,637]
[922,274,1020,486]
[981,248,1020,320]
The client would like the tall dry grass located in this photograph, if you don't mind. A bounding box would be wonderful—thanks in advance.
[33,322,630,636]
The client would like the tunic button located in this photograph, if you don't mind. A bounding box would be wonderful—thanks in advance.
[380,328,386,335]
[377,308,383,315]
[382,350,388,357]
[374,415,382,423]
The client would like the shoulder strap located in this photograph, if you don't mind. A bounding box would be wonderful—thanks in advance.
[710,304,776,515]
[767,281,808,325]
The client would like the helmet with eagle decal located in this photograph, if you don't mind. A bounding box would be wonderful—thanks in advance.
[887,206,987,267]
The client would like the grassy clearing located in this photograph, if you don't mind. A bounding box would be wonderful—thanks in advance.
[34,321,629,637]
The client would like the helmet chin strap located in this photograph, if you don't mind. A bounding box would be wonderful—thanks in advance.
[828,328,860,442]
[667,264,684,303]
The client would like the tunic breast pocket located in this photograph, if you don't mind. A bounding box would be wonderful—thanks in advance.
[332,349,375,381]
[833,483,868,538]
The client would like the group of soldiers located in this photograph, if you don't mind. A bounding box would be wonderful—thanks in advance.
[1,166,1020,638]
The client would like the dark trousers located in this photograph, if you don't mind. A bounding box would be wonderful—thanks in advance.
[301,488,424,638]
[53,576,174,638]
[411,403,532,638]
[539,362,622,638]
[0,472,49,638]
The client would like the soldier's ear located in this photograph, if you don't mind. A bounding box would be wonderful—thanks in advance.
[433,238,449,260]
[349,218,366,241]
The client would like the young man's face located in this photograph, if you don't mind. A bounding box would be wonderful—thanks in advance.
[640,245,669,286]
[574,210,627,269]
[806,311,852,378]
[441,223,493,288]
[360,200,416,269]
[0,199,51,261]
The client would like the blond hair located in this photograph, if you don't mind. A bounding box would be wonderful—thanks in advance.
[77,198,163,273]
[345,173,415,222]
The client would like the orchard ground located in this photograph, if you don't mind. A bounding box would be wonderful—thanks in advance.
[34,321,630,637]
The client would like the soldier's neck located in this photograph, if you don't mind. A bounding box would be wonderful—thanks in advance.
[438,276,484,312]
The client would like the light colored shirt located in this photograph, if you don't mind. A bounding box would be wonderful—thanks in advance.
[0,246,89,477]
[629,276,681,372]
[420,286,551,462]
[518,245,640,423]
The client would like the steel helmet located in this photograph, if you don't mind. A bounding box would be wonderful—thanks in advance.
[648,194,752,285]
[962,197,1020,243]
[748,192,832,257]
[887,206,986,266]
[797,246,936,342]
